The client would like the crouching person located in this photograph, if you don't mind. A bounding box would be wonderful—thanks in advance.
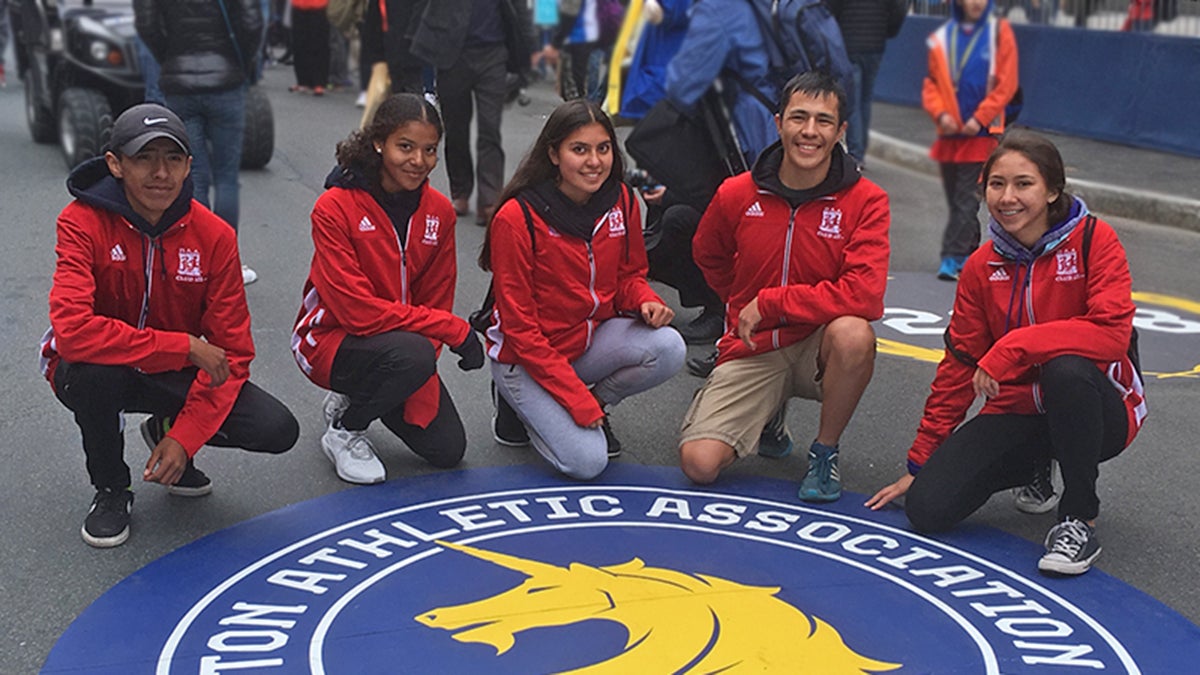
[43,104,299,549]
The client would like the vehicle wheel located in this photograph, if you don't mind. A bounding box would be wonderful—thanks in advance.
[25,73,56,144]
[59,88,113,170]
[241,86,274,169]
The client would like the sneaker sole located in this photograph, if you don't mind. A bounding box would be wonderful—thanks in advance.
[321,438,385,485]
[81,524,129,548]
[797,489,842,503]
[167,483,213,498]
[493,433,531,448]
[1038,547,1101,575]
[1014,492,1061,515]
[139,418,160,452]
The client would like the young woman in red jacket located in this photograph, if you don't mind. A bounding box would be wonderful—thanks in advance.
[292,94,484,485]
[868,130,1146,576]
[479,99,686,480]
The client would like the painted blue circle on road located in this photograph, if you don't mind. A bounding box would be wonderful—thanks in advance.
[44,465,1200,674]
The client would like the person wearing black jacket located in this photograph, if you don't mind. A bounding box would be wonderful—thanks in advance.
[410,0,536,225]
[827,0,907,166]
[135,0,264,285]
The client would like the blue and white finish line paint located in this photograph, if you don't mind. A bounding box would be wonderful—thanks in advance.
[45,465,1200,673]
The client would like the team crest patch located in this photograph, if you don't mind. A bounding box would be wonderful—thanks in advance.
[423,215,441,245]
[607,209,626,238]
[44,466,1200,674]
[1055,247,1083,281]
[175,247,204,283]
[819,207,844,240]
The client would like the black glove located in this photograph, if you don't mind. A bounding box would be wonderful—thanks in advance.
[451,332,485,371]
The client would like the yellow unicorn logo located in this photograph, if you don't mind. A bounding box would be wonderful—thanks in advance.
[415,540,900,674]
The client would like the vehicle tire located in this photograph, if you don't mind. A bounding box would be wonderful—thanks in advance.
[25,73,57,144]
[59,88,113,170]
[241,86,274,170]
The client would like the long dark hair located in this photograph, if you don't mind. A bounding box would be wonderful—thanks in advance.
[983,128,1073,226]
[335,93,443,190]
[478,99,624,270]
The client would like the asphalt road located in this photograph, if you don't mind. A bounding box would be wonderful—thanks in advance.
[0,67,1197,674]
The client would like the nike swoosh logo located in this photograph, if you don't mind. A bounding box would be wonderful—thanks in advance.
[143,117,169,125]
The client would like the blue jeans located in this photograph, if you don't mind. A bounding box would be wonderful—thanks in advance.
[845,52,882,165]
[166,87,246,230]
[134,37,164,104]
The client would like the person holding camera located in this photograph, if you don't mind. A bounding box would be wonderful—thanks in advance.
[292,94,483,485]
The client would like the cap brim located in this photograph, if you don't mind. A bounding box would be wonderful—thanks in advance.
[118,131,190,157]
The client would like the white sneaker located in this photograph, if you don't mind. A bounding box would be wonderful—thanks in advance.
[241,265,258,285]
[322,391,351,426]
[355,91,367,108]
[321,424,385,484]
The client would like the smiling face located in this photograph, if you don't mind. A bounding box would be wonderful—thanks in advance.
[774,90,848,190]
[985,150,1060,247]
[549,122,614,204]
[105,137,191,225]
[377,120,440,193]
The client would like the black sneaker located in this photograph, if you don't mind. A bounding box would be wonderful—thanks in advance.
[757,404,794,458]
[686,349,718,378]
[1038,517,1101,575]
[492,384,530,447]
[142,416,213,496]
[1013,459,1060,514]
[600,414,622,458]
[82,488,134,548]
[676,308,724,344]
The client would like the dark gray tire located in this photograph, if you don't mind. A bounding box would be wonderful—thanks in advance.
[240,86,274,169]
[25,74,56,144]
[59,88,113,170]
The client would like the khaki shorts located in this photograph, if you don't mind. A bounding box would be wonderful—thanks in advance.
[679,327,825,457]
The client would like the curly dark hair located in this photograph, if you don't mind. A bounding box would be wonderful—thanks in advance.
[478,99,624,270]
[335,94,443,189]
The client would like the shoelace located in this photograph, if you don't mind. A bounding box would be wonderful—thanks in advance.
[95,491,130,516]
[807,452,839,484]
[1049,520,1089,557]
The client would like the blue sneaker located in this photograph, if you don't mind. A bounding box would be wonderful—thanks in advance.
[757,405,793,458]
[798,442,841,502]
[936,255,967,281]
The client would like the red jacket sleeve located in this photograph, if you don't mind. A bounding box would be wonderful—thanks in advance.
[693,182,739,301]
[977,223,1135,382]
[491,205,604,427]
[907,265,992,472]
[309,196,469,348]
[49,208,192,373]
[756,188,891,326]
[168,230,253,455]
[612,192,664,313]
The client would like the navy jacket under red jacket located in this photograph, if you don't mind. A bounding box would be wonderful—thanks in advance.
[292,171,469,428]
[694,142,891,367]
[485,183,662,427]
[907,201,1147,474]
[42,157,252,456]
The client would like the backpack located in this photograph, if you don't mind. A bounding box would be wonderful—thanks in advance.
[328,0,368,35]
[746,0,855,110]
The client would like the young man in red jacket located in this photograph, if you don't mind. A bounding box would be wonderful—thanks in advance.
[42,104,298,548]
[679,71,891,502]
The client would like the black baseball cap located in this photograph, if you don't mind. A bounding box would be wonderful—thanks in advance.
[108,103,191,156]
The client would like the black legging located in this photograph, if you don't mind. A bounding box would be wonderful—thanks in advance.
[906,355,1129,531]
[54,362,298,490]
[291,8,330,89]
[328,331,465,469]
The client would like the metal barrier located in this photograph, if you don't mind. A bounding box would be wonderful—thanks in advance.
[909,0,1200,36]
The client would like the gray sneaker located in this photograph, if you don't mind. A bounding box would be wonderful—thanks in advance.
[322,423,385,484]
[1039,518,1101,575]
[1014,459,1060,514]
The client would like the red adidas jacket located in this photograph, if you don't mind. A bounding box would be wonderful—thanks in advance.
[908,212,1147,472]
[486,185,662,427]
[42,177,252,457]
[292,181,468,428]
[693,166,891,367]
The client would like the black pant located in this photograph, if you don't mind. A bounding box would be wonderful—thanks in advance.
[292,8,331,89]
[939,161,984,258]
[329,331,465,469]
[906,355,1128,530]
[437,43,507,212]
[54,362,298,491]
[646,203,720,310]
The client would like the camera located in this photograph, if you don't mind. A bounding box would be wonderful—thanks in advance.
[625,168,661,192]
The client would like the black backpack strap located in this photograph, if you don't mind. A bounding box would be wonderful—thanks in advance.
[1080,214,1096,276]
[943,329,979,368]
[471,197,537,333]
[726,69,777,112]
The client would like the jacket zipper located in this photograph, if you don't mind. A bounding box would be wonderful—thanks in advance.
[772,205,800,350]
[396,216,410,304]
[138,233,155,330]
